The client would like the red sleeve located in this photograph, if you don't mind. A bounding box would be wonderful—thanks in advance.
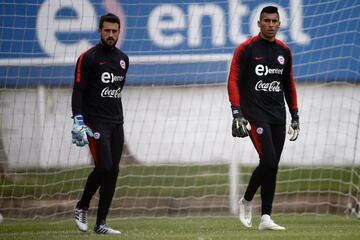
[227,44,246,107]
[75,52,87,83]
[72,48,92,116]
[284,49,298,113]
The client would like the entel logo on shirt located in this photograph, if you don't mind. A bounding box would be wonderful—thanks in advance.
[101,72,125,83]
[255,64,283,76]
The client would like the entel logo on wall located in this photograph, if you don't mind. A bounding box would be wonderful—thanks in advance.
[36,0,126,58]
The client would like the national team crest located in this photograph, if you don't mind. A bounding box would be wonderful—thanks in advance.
[256,127,264,135]
[94,132,101,139]
[120,60,126,69]
[277,55,285,65]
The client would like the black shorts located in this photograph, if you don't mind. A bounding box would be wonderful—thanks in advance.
[248,122,286,166]
[87,122,124,172]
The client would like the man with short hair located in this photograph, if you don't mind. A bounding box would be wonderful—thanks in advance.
[227,6,299,230]
[71,13,129,235]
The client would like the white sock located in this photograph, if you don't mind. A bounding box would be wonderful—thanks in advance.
[242,198,252,205]
[261,214,271,222]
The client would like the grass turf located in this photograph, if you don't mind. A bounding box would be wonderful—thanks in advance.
[0,215,359,240]
[2,165,359,198]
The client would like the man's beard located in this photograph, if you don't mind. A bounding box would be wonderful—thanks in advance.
[101,36,117,49]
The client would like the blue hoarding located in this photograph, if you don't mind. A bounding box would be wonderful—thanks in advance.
[0,0,359,86]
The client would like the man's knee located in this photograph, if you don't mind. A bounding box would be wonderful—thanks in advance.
[259,157,279,172]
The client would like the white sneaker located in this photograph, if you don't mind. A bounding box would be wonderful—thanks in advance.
[94,224,121,235]
[74,204,88,232]
[258,214,286,230]
[239,197,252,228]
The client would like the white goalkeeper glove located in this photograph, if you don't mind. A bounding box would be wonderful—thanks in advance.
[288,111,299,141]
[231,106,251,138]
[71,115,94,147]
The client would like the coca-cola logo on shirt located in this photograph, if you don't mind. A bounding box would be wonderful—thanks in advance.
[255,80,281,92]
[101,87,122,98]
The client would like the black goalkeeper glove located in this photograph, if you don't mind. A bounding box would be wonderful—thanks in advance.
[288,110,300,141]
[231,106,251,138]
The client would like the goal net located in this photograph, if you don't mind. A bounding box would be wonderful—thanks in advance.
[0,0,359,220]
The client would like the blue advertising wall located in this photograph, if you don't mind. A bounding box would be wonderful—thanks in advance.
[0,0,358,87]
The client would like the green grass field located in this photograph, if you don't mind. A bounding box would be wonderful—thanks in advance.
[1,165,359,239]
[0,215,359,240]
[1,165,359,218]
[2,165,359,198]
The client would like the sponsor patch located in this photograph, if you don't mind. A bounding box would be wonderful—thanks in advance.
[255,80,281,92]
[101,87,122,98]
